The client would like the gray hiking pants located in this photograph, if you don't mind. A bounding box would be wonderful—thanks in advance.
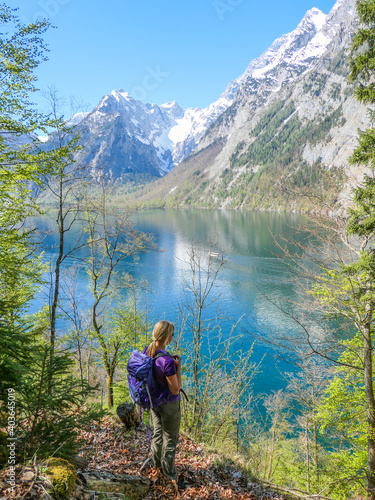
[150,400,181,480]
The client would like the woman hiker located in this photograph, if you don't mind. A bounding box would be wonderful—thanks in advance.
[144,320,186,490]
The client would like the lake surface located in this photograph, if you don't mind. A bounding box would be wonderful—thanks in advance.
[33,209,316,398]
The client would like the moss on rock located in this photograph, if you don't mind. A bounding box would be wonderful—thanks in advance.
[44,458,76,498]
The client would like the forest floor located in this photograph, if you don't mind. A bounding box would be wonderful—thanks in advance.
[76,417,287,500]
[0,417,288,499]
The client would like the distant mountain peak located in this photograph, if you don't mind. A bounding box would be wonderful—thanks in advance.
[309,6,323,12]
[110,89,133,102]
[236,4,331,83]
[161,100,178,108]
[160,101,185,119]
[68,0,351,184]
[300,7,327,32]
[303,7,324,17]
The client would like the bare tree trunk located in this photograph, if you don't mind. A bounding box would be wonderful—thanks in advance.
[237,407,240,454]
[86,343,92,384]
[28,349,48,451]
[92,301,114,407]
[191,304,202,430]
[76,337,84,397]
[43,88,84,391]
[107,371,114,408]
[49,181,64,390]
[363,320,375,499]
[267,420,277,481]
[313,420,319,488]
[182,392,189,430]
[306,421,310,494]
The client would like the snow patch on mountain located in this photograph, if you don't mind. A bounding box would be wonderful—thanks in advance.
[167,5,335,163]
[67,112,90,126]
[71,0,340,180]
[330,0,345,13]
[246,9,329,79]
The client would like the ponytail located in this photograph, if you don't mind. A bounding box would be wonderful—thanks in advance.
[147,339,157,358]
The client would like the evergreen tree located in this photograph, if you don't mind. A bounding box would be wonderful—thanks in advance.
[347,1,375,495]
[0,5,52,399]
[0,5,101,463]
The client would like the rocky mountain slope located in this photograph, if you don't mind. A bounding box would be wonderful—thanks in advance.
[69,84,239,181]
[129,0,367,211]
[69,0,357,191]
[72,92,183,180]
[70,83,238,181]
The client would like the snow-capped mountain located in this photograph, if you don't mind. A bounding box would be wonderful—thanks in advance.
[242,8,330,80]
[130,0,365,211]
[73,0,344,183]
[73,90,184,179]
[168,6,336,164]
[72,83,237,179]
[196,0,357,157]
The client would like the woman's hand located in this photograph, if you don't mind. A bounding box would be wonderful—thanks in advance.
[167,355,182,394]
[173,355,181,368]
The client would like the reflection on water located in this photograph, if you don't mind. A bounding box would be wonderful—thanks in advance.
[30,209,318,396]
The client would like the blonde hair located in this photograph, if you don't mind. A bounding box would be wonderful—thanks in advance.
[147,320,175,357]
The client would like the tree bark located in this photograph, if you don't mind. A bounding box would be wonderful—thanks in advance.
[92,299,114,407]
[107,372,114,408]
[363,321,375,499]
[313,420,319,488]
[191,304,202,432]
[76,336,84,397]
[267,419,277,481]
[306,421,310,494]
[49,178,64,391]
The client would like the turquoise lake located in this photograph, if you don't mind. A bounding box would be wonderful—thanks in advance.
[33,208,319,398]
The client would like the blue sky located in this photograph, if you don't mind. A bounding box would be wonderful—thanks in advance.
[14,0,337,116]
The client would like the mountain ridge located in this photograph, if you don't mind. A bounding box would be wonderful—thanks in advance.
[126,0,366,211]
[68,0,346,187]
[59,0,367,213]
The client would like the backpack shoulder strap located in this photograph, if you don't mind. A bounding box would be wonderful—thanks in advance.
[152,351,172,361]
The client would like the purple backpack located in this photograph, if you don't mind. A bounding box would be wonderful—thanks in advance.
[127,350,172,410]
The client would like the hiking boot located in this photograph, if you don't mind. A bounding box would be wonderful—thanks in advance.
[177,478,188,490]
[171,477,188,492]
